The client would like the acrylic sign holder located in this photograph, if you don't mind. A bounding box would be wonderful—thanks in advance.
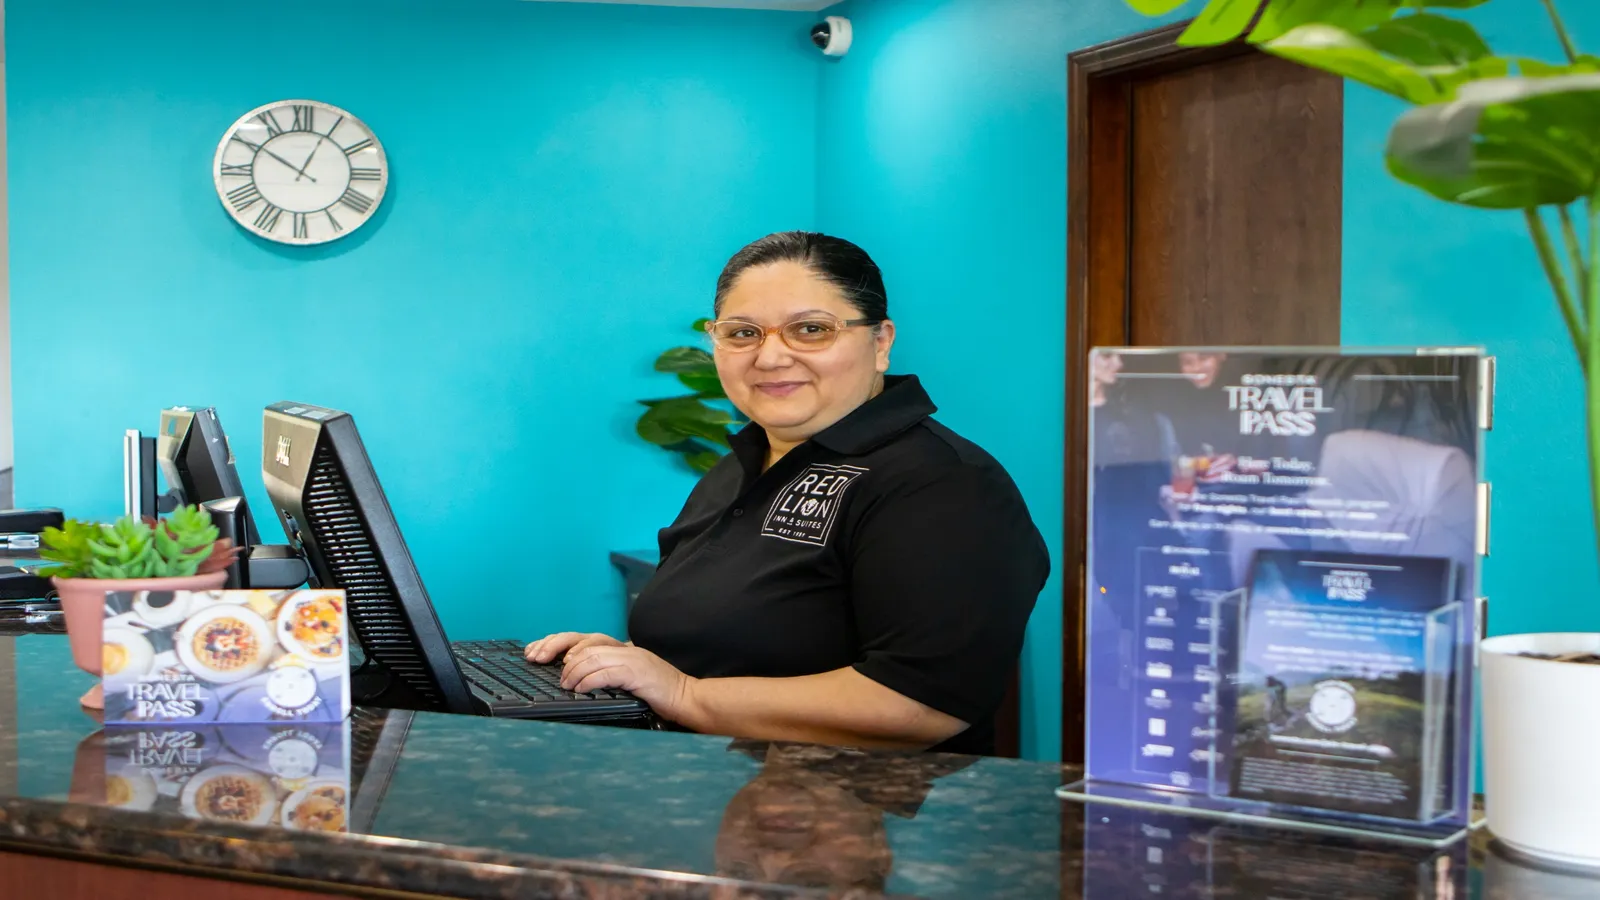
[1060,346,1491,848]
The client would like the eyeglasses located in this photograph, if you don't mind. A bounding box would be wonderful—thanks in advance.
[704,316,879,353]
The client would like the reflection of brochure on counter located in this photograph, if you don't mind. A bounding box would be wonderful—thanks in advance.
[1084,348,1481,830]
[1226,550,1456,821]
[102,722,350,831]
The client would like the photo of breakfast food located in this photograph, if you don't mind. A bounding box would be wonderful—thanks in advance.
[282,781,349,832]
[102,589,350,725]
[104,765,158,812]
[182,765,279,825]
[178,604,274,684]
[99,722,351,834]
[279,592,346,664]
[102,626,155,692]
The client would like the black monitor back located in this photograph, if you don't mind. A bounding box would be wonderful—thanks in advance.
[260,402,476,715]
[158,407,260,545]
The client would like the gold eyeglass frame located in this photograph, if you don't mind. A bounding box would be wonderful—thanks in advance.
[703,316,879,353]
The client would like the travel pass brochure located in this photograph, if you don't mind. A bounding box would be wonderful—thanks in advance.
[101,722,350,832]
[1228,550,1457,821]
[102,589,350,724]
[1084,348,1479,827]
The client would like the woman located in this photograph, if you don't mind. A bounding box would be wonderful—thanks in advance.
[526,232,1048,755]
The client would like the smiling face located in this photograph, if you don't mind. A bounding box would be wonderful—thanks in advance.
[714,260,895,450]
[1179,352,1226,389]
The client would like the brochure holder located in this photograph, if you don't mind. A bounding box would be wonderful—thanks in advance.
[1059,347,1487,848]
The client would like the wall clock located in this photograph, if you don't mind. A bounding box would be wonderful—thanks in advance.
[213,99,388,245]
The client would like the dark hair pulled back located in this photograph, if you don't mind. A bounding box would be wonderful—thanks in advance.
[713,232,888,322]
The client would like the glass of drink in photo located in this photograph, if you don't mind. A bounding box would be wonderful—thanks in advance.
[1172,456,1197,498]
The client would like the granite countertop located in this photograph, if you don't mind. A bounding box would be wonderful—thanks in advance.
[0,633,1595,899]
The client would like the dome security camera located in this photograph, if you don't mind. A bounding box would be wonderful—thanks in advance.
[810,16,853,58]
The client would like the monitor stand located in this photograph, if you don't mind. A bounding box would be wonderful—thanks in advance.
[202,497,310,590]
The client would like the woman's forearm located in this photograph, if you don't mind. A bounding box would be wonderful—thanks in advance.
[673,666,967,749]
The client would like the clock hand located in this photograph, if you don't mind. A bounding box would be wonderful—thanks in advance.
[261,146,317,183]
[292,136,325,183]
[234,136,317,184]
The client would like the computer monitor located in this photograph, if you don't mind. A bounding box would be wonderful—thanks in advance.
[157,406,261,545]
[260,401,476,716]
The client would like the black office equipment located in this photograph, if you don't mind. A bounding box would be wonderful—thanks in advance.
[260,401,650,724]
[0,568,53,601]
[200,496,310,590]
[0,509,64,534]
[158,407,261,544]
[158,407,307,590]
[122,430,169,520]
[201,498,248,588]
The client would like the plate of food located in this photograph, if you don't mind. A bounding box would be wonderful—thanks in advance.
[177,604,274,685]
[279,780,347,832]
[102,626,155,689]
[276,592,346,665]
[179,765,279,825]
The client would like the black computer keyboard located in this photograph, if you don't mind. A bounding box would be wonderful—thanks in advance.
[449,639,650,721]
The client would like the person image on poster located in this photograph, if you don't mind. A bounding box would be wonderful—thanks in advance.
[1089,351,1180,618]
[1087,351,1183,759]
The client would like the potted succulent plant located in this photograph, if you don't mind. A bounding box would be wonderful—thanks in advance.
[1123,0,1600,868]
[40,505,240,709]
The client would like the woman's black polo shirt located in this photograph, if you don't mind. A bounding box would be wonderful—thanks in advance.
[628,375,1050,756]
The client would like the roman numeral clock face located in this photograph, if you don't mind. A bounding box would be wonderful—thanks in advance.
[213,100,388,245]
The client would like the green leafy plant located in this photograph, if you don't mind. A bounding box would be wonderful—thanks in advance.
[636,319,747,473]
[40,505,240,580]
[1124,0,1600,559]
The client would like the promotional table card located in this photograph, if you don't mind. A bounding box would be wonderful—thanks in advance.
[1084,347,1482,831]
[1226,550,1457,821]
[101,722,350,832]
[102,589,350,724]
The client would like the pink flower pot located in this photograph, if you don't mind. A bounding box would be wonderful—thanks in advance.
[53,572,228,709]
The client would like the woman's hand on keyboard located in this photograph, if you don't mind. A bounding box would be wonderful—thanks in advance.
[524,632,626,664]
[561,643,693,723]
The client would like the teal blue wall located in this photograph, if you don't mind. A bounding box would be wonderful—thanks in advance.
[8,0,817,642]
[818,0,1600,761]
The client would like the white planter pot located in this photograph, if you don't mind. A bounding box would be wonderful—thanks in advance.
[1486,842,1600,896]
[1481,632,1600,869]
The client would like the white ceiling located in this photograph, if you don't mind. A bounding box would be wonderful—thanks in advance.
[521,0,845,10]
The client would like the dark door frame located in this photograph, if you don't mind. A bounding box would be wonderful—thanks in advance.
[1061,22,1257,764]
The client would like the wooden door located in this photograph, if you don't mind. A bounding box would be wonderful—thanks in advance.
[1062,23,1343,763]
